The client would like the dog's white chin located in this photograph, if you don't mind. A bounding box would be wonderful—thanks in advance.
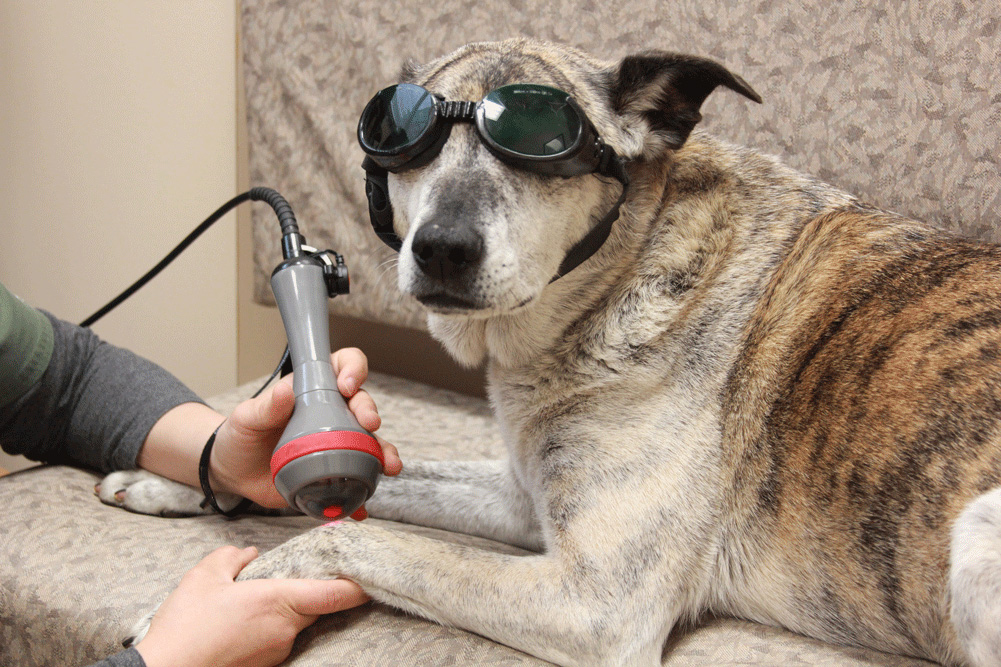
[426,313,489,367]
[403,265,542,319]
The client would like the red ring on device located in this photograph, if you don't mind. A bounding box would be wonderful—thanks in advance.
[270,430,384,480]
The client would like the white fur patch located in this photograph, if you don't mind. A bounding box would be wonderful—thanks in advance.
[951,487,1001,666]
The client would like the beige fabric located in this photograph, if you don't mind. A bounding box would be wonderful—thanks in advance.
[242,0,1001,329]
[1,374,934,666]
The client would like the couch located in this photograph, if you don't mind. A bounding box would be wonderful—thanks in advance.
[2,0,998,665]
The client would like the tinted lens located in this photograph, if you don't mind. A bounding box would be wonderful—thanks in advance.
[480,85,582,157]
[360,83,437,154]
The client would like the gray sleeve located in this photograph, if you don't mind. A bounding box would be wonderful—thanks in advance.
[0,312,205,472]
[83,647,147,667]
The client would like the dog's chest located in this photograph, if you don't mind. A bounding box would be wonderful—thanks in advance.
[487,288,739,500]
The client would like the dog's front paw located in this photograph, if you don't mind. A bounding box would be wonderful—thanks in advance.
[96,470,215,517]
[238,524,346,581]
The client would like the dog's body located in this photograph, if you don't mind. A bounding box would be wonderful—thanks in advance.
[106,40,1001,666]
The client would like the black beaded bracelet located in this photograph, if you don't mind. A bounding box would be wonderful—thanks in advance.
[198,422,253,518]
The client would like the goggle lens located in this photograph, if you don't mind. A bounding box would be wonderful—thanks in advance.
[480,85,582,157]
[360,83,437,153]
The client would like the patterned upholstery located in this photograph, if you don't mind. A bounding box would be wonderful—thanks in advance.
[243,0,1001,329]
[0,375,934,666]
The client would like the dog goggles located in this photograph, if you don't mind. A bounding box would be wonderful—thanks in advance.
[359,82,624,178]
[358,82,629,280]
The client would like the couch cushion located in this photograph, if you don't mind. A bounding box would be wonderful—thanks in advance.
[0,372,935,666]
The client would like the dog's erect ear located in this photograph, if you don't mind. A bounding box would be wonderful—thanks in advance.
[609,52,761,157]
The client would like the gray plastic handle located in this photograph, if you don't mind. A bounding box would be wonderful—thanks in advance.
[270,259,372,453]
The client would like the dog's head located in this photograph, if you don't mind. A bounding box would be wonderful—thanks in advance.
[362,39,758,357]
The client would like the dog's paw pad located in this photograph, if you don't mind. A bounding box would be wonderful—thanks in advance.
[97,470,211,517]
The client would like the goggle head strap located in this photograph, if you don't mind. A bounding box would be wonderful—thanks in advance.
[552,148,630,281]
[362,156,403,252]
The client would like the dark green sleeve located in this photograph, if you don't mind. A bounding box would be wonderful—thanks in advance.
[0,283,205,472]
[0,281,54,408]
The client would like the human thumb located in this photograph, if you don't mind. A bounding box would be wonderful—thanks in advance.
[252,380,296,432]
[282,578,370,620]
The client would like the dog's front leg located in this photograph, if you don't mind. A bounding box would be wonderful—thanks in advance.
[238,519,689,667]
[366,459,543,550]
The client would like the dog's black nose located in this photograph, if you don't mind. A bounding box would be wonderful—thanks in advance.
[412,223,484,281]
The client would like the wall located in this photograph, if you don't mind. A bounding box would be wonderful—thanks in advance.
[0,1,238,471]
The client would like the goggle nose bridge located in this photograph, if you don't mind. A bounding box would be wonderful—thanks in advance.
[437,100,477,122]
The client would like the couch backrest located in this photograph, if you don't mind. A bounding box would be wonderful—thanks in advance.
[242,0,1001,331]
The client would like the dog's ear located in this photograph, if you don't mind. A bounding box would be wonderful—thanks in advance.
[609,51,761,157]
[399,58,422,83]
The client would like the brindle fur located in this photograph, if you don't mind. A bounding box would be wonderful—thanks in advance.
[114,39,1001,666]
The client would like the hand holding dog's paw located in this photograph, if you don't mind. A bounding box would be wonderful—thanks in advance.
[132,545,368,667]
[96,470,218,517]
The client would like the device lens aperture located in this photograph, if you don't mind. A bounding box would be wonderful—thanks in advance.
[360,83,437,154]
[480,84,581,158]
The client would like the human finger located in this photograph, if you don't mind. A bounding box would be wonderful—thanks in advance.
[252,380,295,432]
[331,347,369,397]
[193,545,259,582]
[378,436,402,476]
[347,389,381,432]
[227,380,295,437]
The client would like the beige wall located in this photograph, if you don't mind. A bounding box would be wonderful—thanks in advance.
[0,1,239,471]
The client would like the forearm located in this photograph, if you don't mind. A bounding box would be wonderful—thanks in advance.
[136,401,225,490]
[0,313,204,472]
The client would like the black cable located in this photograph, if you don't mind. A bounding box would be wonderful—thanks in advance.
[249,186,298,237]
[250,346,290,399]
[80,191,253,327]
[249,186,304,259]
[80,187,301,327]
[78,187,302,397]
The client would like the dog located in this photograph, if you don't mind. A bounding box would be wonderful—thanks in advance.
[101,38,1001,666]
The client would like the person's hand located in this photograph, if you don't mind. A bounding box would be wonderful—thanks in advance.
[135,545,368,667]
[210,348,403,509]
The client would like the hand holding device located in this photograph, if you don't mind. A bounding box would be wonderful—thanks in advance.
[81,186,382,521]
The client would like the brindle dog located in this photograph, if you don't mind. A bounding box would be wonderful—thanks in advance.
[111,39,1001,666]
